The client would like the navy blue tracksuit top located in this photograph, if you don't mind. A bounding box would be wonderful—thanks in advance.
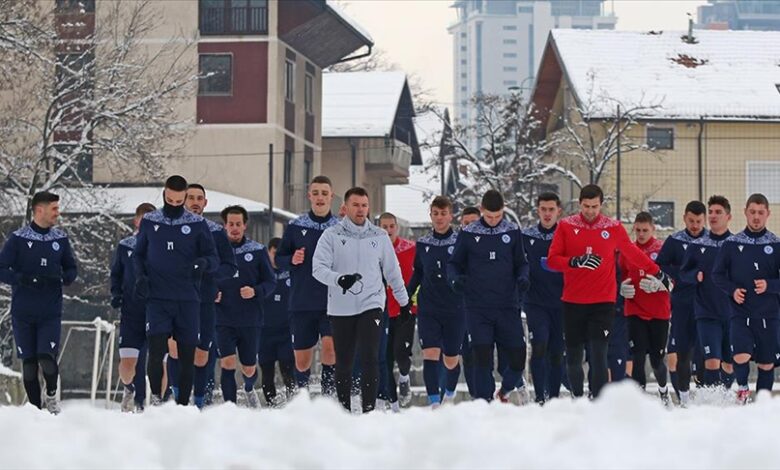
[217,238,276,328]
[200,218,238,305]
[680,230,733,321]
[655,229,707,313]
[521,223,563,307]
[263,267,292,329]
[407,228,461,314]
[110,235,144,320]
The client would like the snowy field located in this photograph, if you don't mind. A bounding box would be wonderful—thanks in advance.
[1,383,778,470]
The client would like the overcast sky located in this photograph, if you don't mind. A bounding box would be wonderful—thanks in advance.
[340,0,707,106]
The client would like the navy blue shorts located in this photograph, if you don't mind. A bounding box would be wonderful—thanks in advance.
[119,314,147,351]
[258,326,294,365]
[524,303,564,355]
[198,302,216,351]
[697,317,732,362]
[465,307,525,349]
[730,316,779,364]
[668,303,697,355]
[12,315,60,360]
[418,308,466,357]
[290,310,331,350]
[146,300,200,346]
[216,325,259,366]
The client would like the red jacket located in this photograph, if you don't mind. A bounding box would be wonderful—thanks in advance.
[619,237,671,321]
[548,213,660,305]
[387,237,416,317]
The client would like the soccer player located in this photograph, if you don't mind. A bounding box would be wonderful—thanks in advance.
[407,196,463,407]
[259,237,296,406]
[0,191,77,414]
[713,193,780,403]
[619,212,672,403]
[276,176,338,394]
[133,175,218,406]
[655,200,707,405]
[448,190,529,403]
[378,212,416,408]
[547,184,670,399]
[216,205,276,407]
[110,202,156,412]
[312,187,410,413]
[521,192,564,404]
[680,195,734,390]
[459,206,481,398]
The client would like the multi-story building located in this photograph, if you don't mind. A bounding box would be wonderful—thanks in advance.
[698,0,780,30]
[449,0,615,132]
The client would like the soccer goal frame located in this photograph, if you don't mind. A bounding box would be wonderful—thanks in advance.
[58,317,116,407]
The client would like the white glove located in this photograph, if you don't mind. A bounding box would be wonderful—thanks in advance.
[639,272,672,293]
[620,278,635,299]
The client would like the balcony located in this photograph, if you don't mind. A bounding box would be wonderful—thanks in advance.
[200,3,268,36]
[364,139,412,185]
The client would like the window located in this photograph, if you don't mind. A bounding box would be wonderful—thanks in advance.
[283,149,293,187]
[304,73,313,113]
[199,0,268,35]
[198,54,232,95]
[503,66,518,72]
[461,59,467,65]
[648,201,675,228]
[460,32,467,38]
[646,127,674,149]
[285,59,295,102]
[461,46,467,51]
[747,161,780,201]
[502,25,517,31]
[461,73,467,78]
[503,39,517,45]
[503,52,517,58]
[55,0,95,12]
[517,6,533,13]
[503,80,518,86]
[461,86,467,92]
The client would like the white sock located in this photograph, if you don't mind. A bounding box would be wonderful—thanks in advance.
[658,385,668,394]
[399,374,410,383]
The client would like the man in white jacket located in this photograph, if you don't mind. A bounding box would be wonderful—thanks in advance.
[313,187,410,413]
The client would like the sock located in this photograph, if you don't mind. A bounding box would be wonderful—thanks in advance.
[530,355,547,402]
[445,364,461,394]
[193,365,208,404]
[658,385,668,394]
[704,368,720,387]
[670,370,679,395]
[321,364,336,396]
[221,368,237,403]
[757,369,775,392]
[423,359,441,398]
[721,370,735,389]
[243,370,258,392]
[167,356,179,389]
[124,382,135,393]
[295,368,311,389]
[734,362,750,387]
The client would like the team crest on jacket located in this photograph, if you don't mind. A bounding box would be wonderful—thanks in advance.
[286,278,291,287]
[765,246,774,255]
[181,225,191,235]
[244,253,254,262]
[371,241,377,248]
[52,241,60,251]
[650,252,657,260]
[448,246,454,254]
[501,234,511,244]
[601,230,610,239]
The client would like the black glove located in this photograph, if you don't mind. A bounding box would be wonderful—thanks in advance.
[517,276,530,293]
[450,275,467,294]
[398,303,412,324]
[134,276,150,300]
[110,296,123,309]
[569,254,602,270]
[192,257,207,281]
[337,273,361,294]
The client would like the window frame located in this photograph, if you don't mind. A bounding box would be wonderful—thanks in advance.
[198,53,233,96]
[285,59,296,103]
[648,201,675,228]
[646,126,674,150]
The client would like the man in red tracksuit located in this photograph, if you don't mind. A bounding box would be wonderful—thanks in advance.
[379,212,417,409]
[618,212,672,404]
[548,185,672,398]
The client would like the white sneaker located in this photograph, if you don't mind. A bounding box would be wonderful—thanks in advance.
[120,387,135,413]
[245,389,260,408]
[679,391,690,408]
[43,393,61,415]
[442,392,456,405]
[375,398,387,412]
[515,386,531,406]
[389,401,401,413]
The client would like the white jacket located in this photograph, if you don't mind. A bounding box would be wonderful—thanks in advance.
[312,217,409,316]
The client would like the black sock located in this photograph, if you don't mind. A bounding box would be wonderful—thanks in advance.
[22,358,41,408]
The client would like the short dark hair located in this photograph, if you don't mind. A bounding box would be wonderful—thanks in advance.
[707,195,731,214]
[187,183,206,196]
[634,211,654,224]
[268,237,282,251]
[165,175,188,192]
[461,206,481,217]
[31,191,59,208]
[746,193,770,209]
[135,202,156,217]
[579,184,604,203]
[310,175,332,187]
[221,205,248,223]
[481,190,504,212]
[344,186,368,202]
[378,212,397,223]
[684,200,706,216]
[430,196,453,211]
[537,192,561,207]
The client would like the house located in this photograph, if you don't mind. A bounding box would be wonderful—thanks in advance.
[321,71,422,213]
[530,29,780,231]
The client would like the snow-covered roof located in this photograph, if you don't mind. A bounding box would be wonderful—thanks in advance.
[326,1,374,44]
[0,186,297,220]
[322,71,409,137]
[548,29,780,120]
[384,112,444,226]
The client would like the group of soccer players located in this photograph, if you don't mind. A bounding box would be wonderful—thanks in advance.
[2,172,778,414]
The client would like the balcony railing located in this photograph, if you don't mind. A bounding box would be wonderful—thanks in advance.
[200,5,268,36]
[365,139,413,170]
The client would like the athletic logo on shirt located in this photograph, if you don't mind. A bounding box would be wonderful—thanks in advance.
[301,229,307,237]
[26,241,32,249]
[340,239,347,246]
[601,230,610,240]
[52,241,60,251]
[603,329,609,337]
[529,239,535,246]
[501,234,511,244]
[244,253,253,262]
[50,342,55,349]
[574,229,580,235]
[181,225,191,235]
[153,225,159,232]
[425,246,430,252]
[374,319,380,326]
[682,244,688,250]
[474,236,481,243]
[738,245,744,252]
[17,346,22,354]
[128,250,133,257]
[700,247,706,253]
[765,246,774,255]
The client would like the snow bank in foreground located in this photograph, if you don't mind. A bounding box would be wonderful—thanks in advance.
[1,383,776,470]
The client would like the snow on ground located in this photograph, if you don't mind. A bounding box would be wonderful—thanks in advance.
[1,383,778,470]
